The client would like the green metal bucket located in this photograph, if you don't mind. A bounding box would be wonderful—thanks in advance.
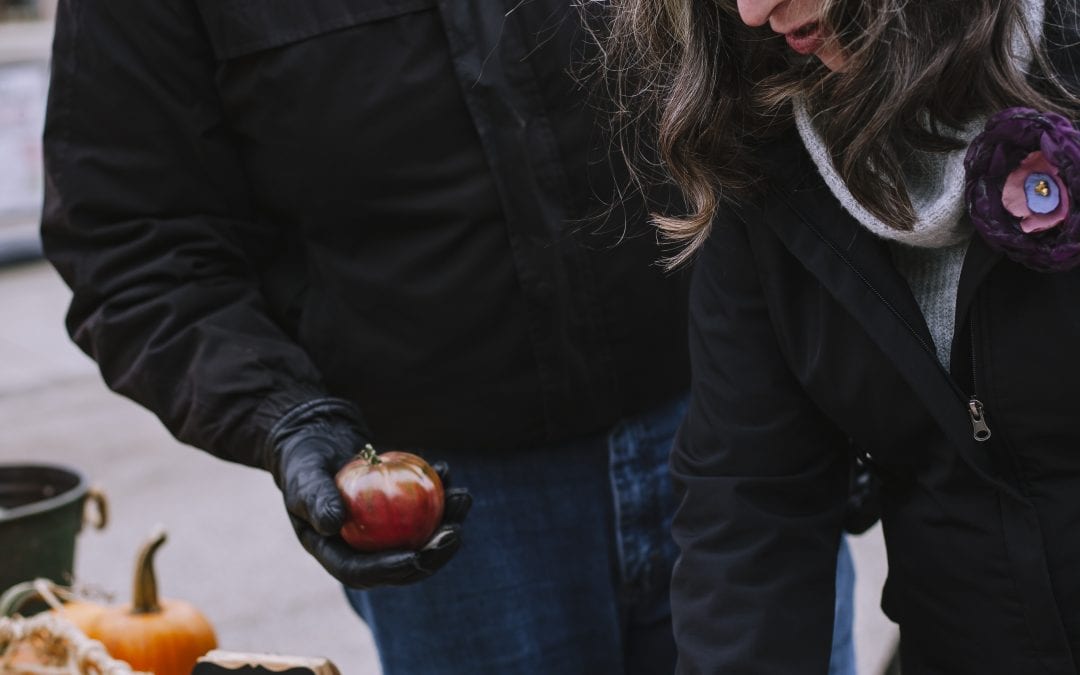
[0,463,107,600]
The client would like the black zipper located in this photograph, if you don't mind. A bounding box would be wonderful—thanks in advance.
[967,313,992,442]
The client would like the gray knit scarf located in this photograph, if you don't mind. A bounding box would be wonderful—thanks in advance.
[793,0,1046,249]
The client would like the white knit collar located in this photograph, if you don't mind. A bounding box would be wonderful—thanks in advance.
[793,0,1046,249]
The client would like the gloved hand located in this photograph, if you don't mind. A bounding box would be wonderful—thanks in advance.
[264,398,472,589]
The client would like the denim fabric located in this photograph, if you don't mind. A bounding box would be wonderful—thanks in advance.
[832,536,857,675]
[345,394,857,674]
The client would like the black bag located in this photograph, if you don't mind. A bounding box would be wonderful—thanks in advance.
[843,447,882,535]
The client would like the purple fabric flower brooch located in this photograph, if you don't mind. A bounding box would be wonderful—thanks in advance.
[965,107,1080,272]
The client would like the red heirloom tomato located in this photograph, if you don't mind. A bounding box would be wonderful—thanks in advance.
[334,444,445,551]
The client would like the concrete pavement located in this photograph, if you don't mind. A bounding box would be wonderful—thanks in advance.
[0,259,898,674]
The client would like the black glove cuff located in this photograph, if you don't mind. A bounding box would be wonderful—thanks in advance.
[260,397,369,477]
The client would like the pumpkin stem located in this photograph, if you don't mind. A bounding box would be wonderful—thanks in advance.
[360,443,381,465]
[132,526,167,614]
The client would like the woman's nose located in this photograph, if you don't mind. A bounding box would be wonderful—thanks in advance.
[736,0,783,27]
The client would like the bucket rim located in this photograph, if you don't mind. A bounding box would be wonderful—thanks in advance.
[0,462,89,523]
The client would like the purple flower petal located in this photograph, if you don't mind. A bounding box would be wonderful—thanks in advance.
[965,107,1080,272]
[1001,151,1068,233]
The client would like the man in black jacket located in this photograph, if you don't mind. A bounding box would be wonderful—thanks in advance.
[41,1,692,673]
[40,1,854,673]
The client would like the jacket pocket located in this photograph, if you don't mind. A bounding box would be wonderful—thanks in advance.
[197,0,437,59]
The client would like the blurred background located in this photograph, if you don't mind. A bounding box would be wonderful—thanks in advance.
[0,2,897,673]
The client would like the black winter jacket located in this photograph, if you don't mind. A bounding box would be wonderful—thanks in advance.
[41,0,689,464]
[671,10,1080,674]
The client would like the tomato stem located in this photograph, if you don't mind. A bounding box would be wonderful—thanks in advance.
[360,443,381,465]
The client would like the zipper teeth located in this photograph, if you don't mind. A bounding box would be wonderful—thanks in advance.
[789,208,971,403]
[970,313,978,397]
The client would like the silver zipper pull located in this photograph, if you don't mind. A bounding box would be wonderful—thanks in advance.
[968,399,992,442]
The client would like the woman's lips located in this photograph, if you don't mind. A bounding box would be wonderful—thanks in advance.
[784,22,824,55]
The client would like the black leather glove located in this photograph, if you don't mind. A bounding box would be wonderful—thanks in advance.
[264,398,472,589]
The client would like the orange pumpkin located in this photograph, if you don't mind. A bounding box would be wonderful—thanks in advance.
[1,528,217,674]
[81,527,218,675]
[54,597,107,630]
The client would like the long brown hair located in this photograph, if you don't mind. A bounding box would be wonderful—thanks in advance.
[600,0,1077,267]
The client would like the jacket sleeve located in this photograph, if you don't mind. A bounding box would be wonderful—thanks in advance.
[41,0,337,467]
[671,212,850,674]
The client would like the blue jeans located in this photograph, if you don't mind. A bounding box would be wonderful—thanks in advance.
[345,395,857,674]
[833,536,857,675]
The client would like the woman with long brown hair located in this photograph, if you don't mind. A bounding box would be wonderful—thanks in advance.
[605,0,1080,671]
